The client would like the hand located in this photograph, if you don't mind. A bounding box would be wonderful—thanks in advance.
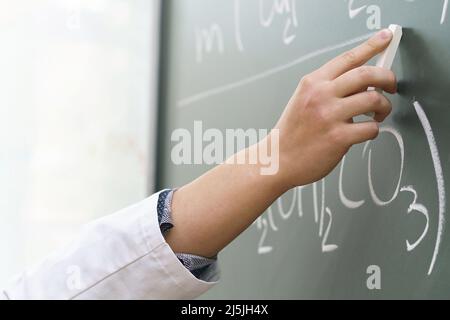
[168,29,398,259]
[273,28,397,189]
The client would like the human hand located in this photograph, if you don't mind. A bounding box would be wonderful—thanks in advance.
[273,29,397,188]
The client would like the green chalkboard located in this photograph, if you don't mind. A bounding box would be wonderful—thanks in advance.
[156,0,450,299]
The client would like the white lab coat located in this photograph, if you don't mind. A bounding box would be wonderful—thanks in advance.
[0,191,219,300]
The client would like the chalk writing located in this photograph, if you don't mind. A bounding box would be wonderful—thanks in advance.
[442,0,449,24]
[255,102,446,276]
[413,101,446,275]
[191,1,445,65]
[195,24,225,63]
[400,186,429,252]
[259,0,299,45]
[184,0,448,277]
[347,0,381,30]
[234,0,245,51]
[363,127,404,207]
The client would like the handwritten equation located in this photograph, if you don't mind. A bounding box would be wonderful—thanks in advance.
[194,0,448,63]
[255,100,446,276]
[175,1,449,276]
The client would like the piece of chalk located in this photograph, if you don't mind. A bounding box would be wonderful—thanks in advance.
[366,24,403,117]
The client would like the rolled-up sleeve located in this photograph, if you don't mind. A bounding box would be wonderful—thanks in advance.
[157,189,219,281]
[1,191,219,300]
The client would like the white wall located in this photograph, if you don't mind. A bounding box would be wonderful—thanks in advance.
[0,0,160,285]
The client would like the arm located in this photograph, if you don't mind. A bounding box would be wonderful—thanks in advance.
[2,193,219,300]
[166,29,397,258]
[1,29,396,301]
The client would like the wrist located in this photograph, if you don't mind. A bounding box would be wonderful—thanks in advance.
[252,133,291,194]
[262,129,310,191]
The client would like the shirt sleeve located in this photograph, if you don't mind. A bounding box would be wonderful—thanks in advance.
[157,190,218,281]
[1,191,219,300]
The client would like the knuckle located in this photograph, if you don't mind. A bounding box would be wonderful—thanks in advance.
[381,94,391,106]
[300,74,314,89]
[384,98,393,115]
[342,50,358,68]
[368,91,382,105]
[310,103,331,125]
[389,70,396,81]
[299,76,329,108]
[366,37,379,51]
[367,122,380,140]
[357,66,372,81]
[389,70,397,86]
[329,128,347,146]
[375,97,392,122]
[386,98,393,111]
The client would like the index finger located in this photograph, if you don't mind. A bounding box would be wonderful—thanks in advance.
[317,29,393,80]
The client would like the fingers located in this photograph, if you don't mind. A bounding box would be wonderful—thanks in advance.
[344,121,380,146]
[317,29,393,80]
[337,91,392,122]
[333,66,397,97]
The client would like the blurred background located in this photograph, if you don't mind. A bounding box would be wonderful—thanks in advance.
[0,0,160,285]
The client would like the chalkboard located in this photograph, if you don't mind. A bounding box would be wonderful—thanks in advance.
[156,0,450,299]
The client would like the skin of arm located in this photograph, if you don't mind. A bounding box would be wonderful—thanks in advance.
[166,29,397,259]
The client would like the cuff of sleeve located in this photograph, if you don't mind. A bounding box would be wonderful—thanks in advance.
[2,191,219,300]
[157,189,218,281]
[143,190,220,299]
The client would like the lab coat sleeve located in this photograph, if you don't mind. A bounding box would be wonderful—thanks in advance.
[1,191,219,300]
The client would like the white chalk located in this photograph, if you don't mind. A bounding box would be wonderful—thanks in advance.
[376,24,403,69]
[366,24,403,117]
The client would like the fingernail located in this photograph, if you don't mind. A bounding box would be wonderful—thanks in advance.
[378,28,392,40]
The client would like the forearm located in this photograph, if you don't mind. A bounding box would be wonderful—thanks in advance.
[165,29,395,260]
[166,139,288,258]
